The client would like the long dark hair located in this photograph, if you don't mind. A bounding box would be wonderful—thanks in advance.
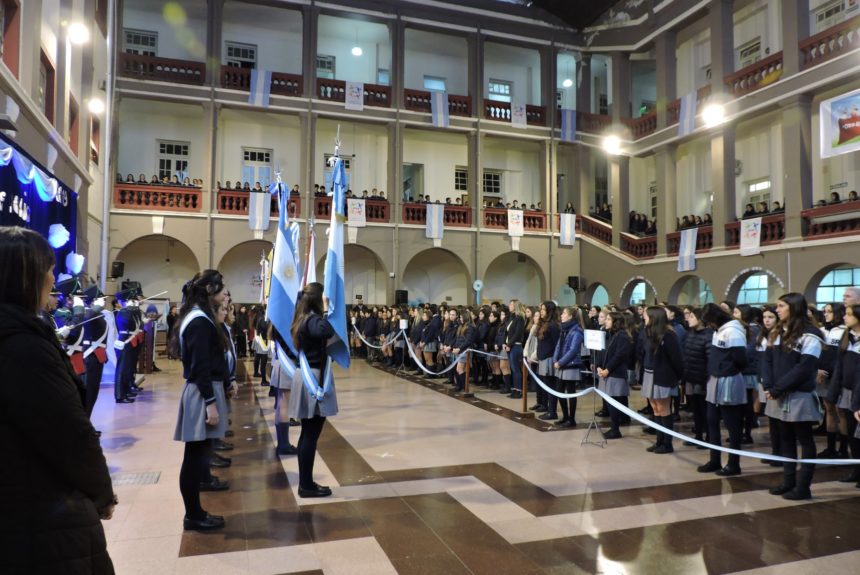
[457,308,474,336]
[771,292,812,351]
[291,282,325,350]
[537,301,558,339]
[644,306,670,354]
[168,269,227,356]
[825,302,846,330]
[0,226,56,313]
[701,303,733,330]
[757,305,777,346]
[841,304,860,352]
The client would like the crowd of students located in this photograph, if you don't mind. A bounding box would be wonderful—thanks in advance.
[118,173,204,188]
[350,287,860,501]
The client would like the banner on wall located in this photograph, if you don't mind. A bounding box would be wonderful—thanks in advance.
[677,227,698,272]
[345,82,364,111]
[820,87,860,158]
[559,213,576,246]
[740,217,763,256]
[508,208,524,251]
[430,91,449,128]
[347,198,365,244]
[426,203,444,247]
[248,191,271,231]
[248,69,272,107]
[511,102,527,128]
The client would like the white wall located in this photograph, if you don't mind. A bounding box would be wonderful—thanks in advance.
[733,0,782,69]
[735,114,783,216]
[403,249,468,304]
[217,110,302,187]
[222,2,302,75]
[116,99,207,180]
[318,15,391,85]
[483,138,541,206]
[628,156,656,216]
[483,253,542,303]
[123,0,208,61]
[218,240,272,304]
[484,42,541,106]
[117,235,200,302]
[314,120,388,192]
[676,29,710,96]
[630,61,656,118]
[556,52,577,111]
[675,140,712,218]
[403,130,468,202]
[404,29,468,95]
[316,245,387,305]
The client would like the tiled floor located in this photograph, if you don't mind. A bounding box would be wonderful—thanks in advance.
[93,358,860,574]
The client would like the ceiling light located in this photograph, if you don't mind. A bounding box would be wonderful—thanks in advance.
[702,103,726,128]
[88,98,105,115]
[67,22,90,45]
[351,46,363,57]
[562,78,573,88]
[602,135,622,155]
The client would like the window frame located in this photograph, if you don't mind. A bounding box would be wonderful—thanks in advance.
[454,166,468,192]
[225,41,257,69]
[123,28,158,57]
[316,54,336,79]
[487,79,512,103]
[482,169,502,197]
[157,139,190,181]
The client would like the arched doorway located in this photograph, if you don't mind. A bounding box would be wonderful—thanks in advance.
[116,235,199,302]
[620,277,657,307]
[483,252,545,304]
[669,275,714,306]
[805,263,860,307]
[588,283,610,308]
[217,240,273,305]
[315,244,388,305]
[726,268,785,306]
[402,248,470,305]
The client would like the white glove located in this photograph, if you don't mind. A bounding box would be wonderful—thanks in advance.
[114,340,125,351]
[56,325,71,339]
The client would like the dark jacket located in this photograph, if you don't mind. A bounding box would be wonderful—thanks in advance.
[0,304,115,574]
[553,320,583,368]
[707,320,748,377]
[506,315,526,347]
[536,323,561,361]
[683,326,713,385]
[642,329,684,388]
[494,319,508,350]
[298,313,335,368]
[454,324,477,350]
[410,318,425,343]
[442,320,459,347]
[476,320,490,350]
[486,320,499,351]
[181,314,228,404]
[742,324,761,376]
[422,314,442,344]
[827,334,860,404]
[363,316,378,338]
[599,329,633,379]
[762,325,823,396]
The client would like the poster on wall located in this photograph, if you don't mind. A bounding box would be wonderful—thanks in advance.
[820,87,860,158]
[740,217,762,256]
[345,82,364,111]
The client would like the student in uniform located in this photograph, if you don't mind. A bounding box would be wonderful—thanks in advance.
[735,304,763,444]
[486,310,501,389]
[640,306,684,454]
[452,309,477,392]
[440,308,460,383]
[535,302,562,422]
[506,300,527,399]
[495,309,511,392]
[420,306,441,373]
[757,306,781,465]
[698,303,748,476]
[597,311,633,438]
[763,293,825,500]
[681,308,712,447]
[818,302,847,458]
[270,326,298,456]
[526,312,542,412]
[475,307,491,386]
[826,303,860,484]
[252,315,270,385]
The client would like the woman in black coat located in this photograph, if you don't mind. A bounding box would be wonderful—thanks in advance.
[0,227,116,574]
[681,308,712,446]
[640,306,684,454]
[596,312,633,438]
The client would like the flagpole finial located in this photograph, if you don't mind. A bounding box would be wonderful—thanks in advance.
[334,124,341,159]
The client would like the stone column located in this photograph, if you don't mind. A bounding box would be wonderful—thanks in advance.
[577,144,592,216]
[710,124,736,249]
[206,0,224,87]
[709,0,734,97]
[56,0,72,138]
[655,145,677,255]
[655,31,677,129]
[468,31,483,119]
[610,52,630,122]
[780,95,813,241]
[300,112,315,219]
[609,156,629,249]
[576,54,591,114]
[302,6,319,98]
[390,17,405,109]
[387,121,403,220]
[19,0,43,101]
[542,44,556,129]
[468,130,483,224]
[782,0,810,77]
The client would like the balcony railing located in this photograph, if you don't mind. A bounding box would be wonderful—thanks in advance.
[575,111,613,134]
[314,196,390,222]
[483,208,547,231]
[316,79,391,108]
[113,183,202,212]
[726,213,785,248]
[624,111,658,139]
[220,66,302,97]
[800,15,860,71]
[402,203,472,227]
[666,226,714,256]
[620,233,657,259]
[217,189,300,218]
[403,89,472,117]
[725,52,784,97]
[801,201,860,239]
[579,215,613,245]
[118,53,205,85]
[483,101,546,126]
[666,85,712,127]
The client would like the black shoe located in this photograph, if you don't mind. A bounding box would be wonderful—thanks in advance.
[646,443,659,453]
[654,444,674,454]
[224,430,235,438]
[209,457,230,468]
[715,466,741,477]
[116,397,135,404]
[595,409,609,417]
[152,366,162,373]
[741,435,754,445]
[298,483,332,498]
[768,483,795,496]
[782,488,811,501]
[277,443,298,456]
[212,453,232,465]
[839,469,860,483]
[452,385,464,393]
[817,447,838,458]
[183,513,225,531]
[213,440,234,451]
[697,461,722,473]
[604,429,622,439]
[530,403,542,411]
[261,381,270,387]
[200,477,230,491]
[253,373,260,377]
[558,419,575,428]
[643,427,657,435]
[289,418,301,427]
[539,412,558,421]
[509,390,522,399]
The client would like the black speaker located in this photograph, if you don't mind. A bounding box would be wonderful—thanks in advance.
[111,261,125,278]
[395,289,408,305]
[568,276,580,291]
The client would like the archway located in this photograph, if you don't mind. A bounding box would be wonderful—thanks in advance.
[116,235,199,302]
[620,276,658,307]
[669,275,715,306]
[726,268,785,306]
[805,263,860,307]
[402,248,470,305]
[483,252,545,304]
[587,283,610,308]
[315,244,388,305]
[217,240,273,305]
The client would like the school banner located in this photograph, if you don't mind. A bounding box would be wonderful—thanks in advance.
[820,87,860,158]
[740,217,762,256]
[511,102,527,128]
[345,82,364,111]
[508,208,524,251]
[347,198,365,244]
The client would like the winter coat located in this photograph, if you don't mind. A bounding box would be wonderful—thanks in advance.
[599,330,633,379]
[536,323,561,361]
[553,320,584,369]
[762,325,823,397]
[641,329,684,388]
[682,326,713,385]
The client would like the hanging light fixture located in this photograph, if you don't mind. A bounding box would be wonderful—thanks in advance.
[352,27,362,56]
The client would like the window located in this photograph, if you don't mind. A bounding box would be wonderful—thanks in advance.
[482,170,502,196]
[323,154,350,171]
[737,38,761,69]
[1,0,21,78]
[591,285,609,308]
[225,42,256,69]
[454,167,468,192]
[157,140,190,181]
[90,116,100,165]
[123,29,157,56]
[377,69,390,85]
[816,267,860,306]
[39,49,55,125]
[487,79,512,103]
[649,182,657,219]
[242,147,272,188]
[316,55,335,79]
[424,76,447,92]
[68,96,79,156]
[737,273,770,305]
[747,179,771,207]
[629,282,647,306]
[323,153,352,191]
[814,0,846,33]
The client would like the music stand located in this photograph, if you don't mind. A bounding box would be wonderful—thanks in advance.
[394,319,409,377]
[582,329,607,448]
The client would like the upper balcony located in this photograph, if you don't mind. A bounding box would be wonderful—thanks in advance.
[402,203,472,228]
[220,66,302,97]
[800,15,860,71]
[483,208,548,232]
[802,200,860,239]
[314,196,391,223]
[119,53,206,86]
[726,213,786,248]
[113,182,203,212]
[217,188,301,219]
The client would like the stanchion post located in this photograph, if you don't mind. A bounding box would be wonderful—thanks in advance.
[521,361,530,416]
[462,351,473,397]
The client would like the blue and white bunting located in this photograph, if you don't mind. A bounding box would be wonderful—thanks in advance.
[267,188,301,355]
[322,157,350,369]
[559,213,577,246]
[430,91,449,128]
[677,91,697,137]
[560,109,577,142]
[248,190,270,231]
[426,203,444,247]
[677,227,698,272]
[249,69,272,107]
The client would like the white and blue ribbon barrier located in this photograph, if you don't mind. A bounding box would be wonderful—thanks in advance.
[400,335,504,376]
[299,352,334,401]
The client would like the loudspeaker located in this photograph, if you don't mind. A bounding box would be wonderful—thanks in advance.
[111,261,125,278]
[568,276,580,291]
[395,289,408,305]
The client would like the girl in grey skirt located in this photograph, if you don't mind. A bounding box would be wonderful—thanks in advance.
[597,312,633,439]
[639,306,684,454]
[825,303,860,484]
[171,270,230,531]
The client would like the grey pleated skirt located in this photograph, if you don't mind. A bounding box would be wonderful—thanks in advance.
[269,357,293,390]
[742,374,758,390]
[423,341,438,353]
[837,388,854,411]
[706,374,747,406]
[557,366,581,382]
[537,357,555,377]
[497,348,508,361]
[641,370,677,399]
[758,382,768,404]
[599,376,629,397]
[685,381,706,396]
[456,351,469,365]
[174,381,228,442]
[772,391,823,423]
[288,366,339,419]
[764,392,783,418]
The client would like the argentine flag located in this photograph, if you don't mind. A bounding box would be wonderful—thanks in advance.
[430,91,449,128]
[560,109,577,142]
[249,69,272,107]
[677,91,697,137]
[323,158,351,368]
[677,227,698,272]
[267,188,301,355]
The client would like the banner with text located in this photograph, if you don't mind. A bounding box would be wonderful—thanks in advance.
[740,217,763,256]
[820,87,860,158]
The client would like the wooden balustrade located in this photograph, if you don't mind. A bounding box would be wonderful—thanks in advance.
[403,89,472,117]
[579,215,613,245]
[483,100,546,126]
[801,201,860,239]
[621,233,657,259]
[575,111,613,134]
[402,203,427,225]
[118,53,205,85]
[270,72,303,97]
[401,203,472,227]
[625,111,658,139]
[314,196,332,219]
[219,66,302,97]
[726,214,785,247]
[316,79,391,107]
[314,196,390,222]
[666,226,714,256]
[724,51,784,97]
[114,183,202,212]
[523,210,547,231]
[217,189,300,218]
[483,208,547,231]
[800,15,860,70]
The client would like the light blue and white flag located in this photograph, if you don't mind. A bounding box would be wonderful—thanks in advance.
[267,188,301,355]
[677,90,697,137]
[323,157,350,368]
[678,227,698,272]
[248,191,271,231]
[426,203,444,247]
[430,91,449,128]
[303,224,316,287]
[560,109,577,142]
[249,69,272,107]
[559,213,577,246]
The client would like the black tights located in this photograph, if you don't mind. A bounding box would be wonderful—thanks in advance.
[742,389,756,437]
[180,440,211,520]
[298,415,326,489]
[706,402,744,469]
[609,396,628,432]
[780,421,816,490]
[689,394,707,438]
[553,378,578,422]
[255,354,268,382]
